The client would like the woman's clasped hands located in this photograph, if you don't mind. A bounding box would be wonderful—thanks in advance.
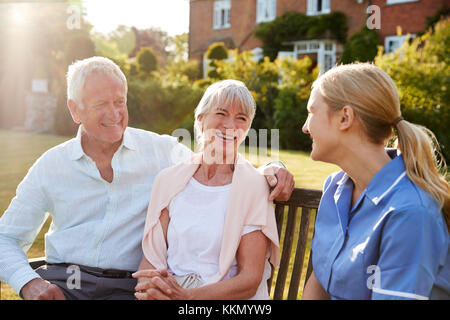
[133,269,190,300]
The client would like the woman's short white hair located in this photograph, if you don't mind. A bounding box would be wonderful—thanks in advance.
[194,79,256,149]
[66,56,127,108]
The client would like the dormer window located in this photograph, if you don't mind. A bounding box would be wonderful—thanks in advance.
[213,0,231,29]
[257,0,276,23]
[306,0,331,16]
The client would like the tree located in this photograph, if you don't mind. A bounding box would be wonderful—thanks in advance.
[340,26,381,64]
[375,18,450,162]
[129,27,172,67]
[205,42,228,79]
[169,33,189,62]
[137,47,158,75]
[92,25,136,61]
[0,0,95,134]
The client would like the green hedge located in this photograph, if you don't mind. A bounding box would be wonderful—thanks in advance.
[375,18,450,162]
[340,26,381,64]
[127,76,204,134]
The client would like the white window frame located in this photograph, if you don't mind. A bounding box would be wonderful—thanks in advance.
[386,0,418,5]
[213,0,231,30]
[256,0,277,23]
[384,34,415,53]
[306,0,331,16]
[291,39,336,74]
[251,47,264,61]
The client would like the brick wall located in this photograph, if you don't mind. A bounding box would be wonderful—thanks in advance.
[189,0,264,61]
[189,0,447,62]
[189,0,214,61]
[372,0,447,42]
[332,0,366,36]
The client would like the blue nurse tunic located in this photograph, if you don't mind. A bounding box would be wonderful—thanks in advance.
[311,150,450,300]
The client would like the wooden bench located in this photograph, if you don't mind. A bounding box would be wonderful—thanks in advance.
[1,187,322,300]
[269,187,322,300]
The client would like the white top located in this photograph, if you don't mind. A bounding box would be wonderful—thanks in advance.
[167,177,272,300]
[0,126,193,295]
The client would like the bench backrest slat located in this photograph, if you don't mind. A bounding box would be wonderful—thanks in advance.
[268,187,322,300]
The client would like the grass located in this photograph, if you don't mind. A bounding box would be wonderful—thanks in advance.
[0,129,338,300]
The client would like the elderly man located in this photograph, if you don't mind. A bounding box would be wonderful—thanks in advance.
[0,57,294,300]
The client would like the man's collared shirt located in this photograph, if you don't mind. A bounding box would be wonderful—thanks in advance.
[311,151,450,300]
[0,126,192,294]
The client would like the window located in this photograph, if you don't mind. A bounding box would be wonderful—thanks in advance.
[257,0,276,23]
[384,35,415,53]
[386,0,418,4]
[290,40,336,74]
[213,0,231,29]
[306,0,330,16]
[251,47,264,61]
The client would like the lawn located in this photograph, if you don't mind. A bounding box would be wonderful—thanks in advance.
[0,129,338,300]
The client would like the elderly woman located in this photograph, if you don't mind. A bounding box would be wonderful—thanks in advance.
[302,63,450,300]
[133,80,280,300]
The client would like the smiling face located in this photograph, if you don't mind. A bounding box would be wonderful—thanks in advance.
[200,100,251,164]
[302,87,340,162]
[69,72,128,148]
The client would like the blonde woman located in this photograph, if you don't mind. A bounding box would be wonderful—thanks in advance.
[132,80,281,300]
[302,63,450,300]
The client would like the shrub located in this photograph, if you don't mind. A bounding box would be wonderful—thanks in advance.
[127,76,203,134]
[340,26,381,64]
[273,56,317,150]
[205,42,228,79]
[375,18,450,162]
[136,47,158,74]
[273,87,310,151]
[206,42,229,60]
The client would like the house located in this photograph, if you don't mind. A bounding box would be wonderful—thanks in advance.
[189,0,447,73]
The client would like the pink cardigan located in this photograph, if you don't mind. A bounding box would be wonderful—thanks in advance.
[141,153,280,284]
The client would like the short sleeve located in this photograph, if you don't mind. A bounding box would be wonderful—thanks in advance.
[310,172,337,257]
[371,206,448,300]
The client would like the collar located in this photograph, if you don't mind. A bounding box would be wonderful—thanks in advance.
[69,126,136,161]
[122,127,137,151]
[365,149,406,205]
[69,125,85,161]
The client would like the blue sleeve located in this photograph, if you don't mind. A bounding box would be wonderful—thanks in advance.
[371,206,448,300]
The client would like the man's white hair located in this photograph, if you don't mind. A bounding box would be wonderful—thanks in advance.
[66,56,127,108]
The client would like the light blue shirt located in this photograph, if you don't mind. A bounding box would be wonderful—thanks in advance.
[0,126,192,295]
[311,150,450,300]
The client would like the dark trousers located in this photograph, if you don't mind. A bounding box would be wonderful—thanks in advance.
[35,264,137,300]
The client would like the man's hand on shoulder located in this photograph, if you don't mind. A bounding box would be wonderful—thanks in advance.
[261,163,295,202]
[21,278,66,300]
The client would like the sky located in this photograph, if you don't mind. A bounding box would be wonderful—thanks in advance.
[83,0,190,36]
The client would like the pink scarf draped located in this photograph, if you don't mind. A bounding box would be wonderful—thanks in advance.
[141,153,280,284]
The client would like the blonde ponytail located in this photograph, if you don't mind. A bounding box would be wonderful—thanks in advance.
[395,120,450,231]
[315,62,450,232]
